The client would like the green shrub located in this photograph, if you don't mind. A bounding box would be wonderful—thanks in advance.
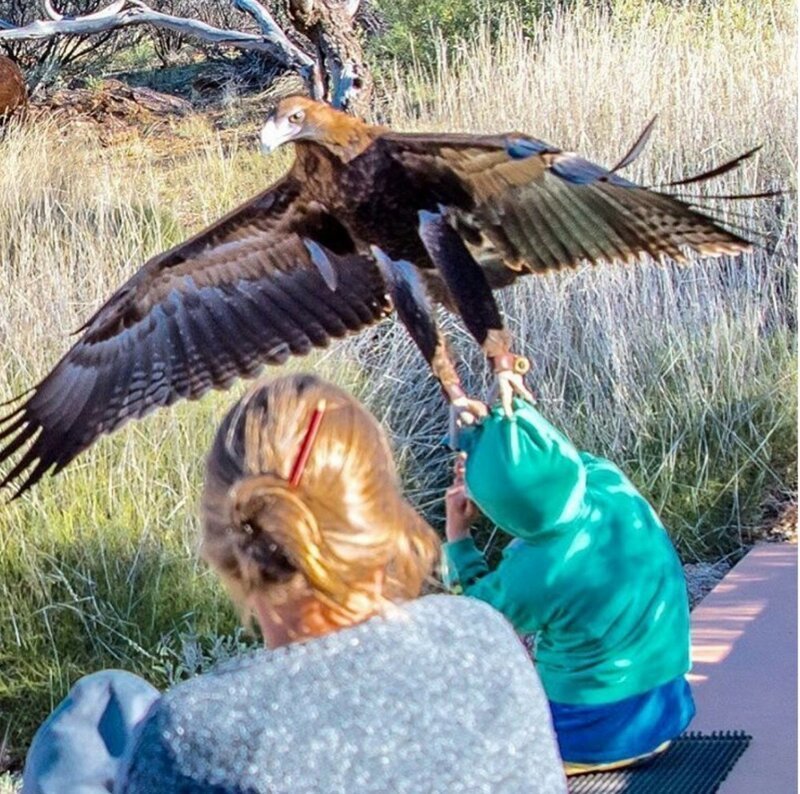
[369,0,559,66]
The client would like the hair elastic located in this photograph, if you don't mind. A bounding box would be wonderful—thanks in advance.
[288,399,327,488]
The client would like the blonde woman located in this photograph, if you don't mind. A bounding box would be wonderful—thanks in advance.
[24,374,566,794]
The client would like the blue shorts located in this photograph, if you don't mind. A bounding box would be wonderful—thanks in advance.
[549,675,696,764]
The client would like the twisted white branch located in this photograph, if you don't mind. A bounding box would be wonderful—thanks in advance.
[232,0,313,68]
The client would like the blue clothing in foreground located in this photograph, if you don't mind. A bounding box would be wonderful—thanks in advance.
[550,675,696,763]
[116,596,566,793]
[22,670,159,794]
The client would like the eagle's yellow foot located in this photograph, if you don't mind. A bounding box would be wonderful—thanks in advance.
[491,353,535,416]
[443,383,488,448]
[449,394,489,426]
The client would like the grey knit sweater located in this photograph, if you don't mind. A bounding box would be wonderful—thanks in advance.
[116,595,567,793]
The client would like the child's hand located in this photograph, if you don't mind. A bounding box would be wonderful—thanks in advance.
[445,453,478,542]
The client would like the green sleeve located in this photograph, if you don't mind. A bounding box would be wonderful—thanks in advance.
[442,538,545,635]
[442,537,489,591]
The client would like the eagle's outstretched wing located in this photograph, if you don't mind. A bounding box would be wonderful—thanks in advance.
[375,126,766,420]
[0,178,390,495]
[381,129,755,282]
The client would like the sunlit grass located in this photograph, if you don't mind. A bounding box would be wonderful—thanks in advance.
[0,0,796,772]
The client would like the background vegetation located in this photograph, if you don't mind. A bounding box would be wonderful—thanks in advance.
[368,0,560,64]
[0,0,796,776]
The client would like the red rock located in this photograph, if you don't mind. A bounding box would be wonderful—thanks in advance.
[0,55,26,120]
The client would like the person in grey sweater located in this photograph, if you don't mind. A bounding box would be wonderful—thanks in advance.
[24,374,566,794]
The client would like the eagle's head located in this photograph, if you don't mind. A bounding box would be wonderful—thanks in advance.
[260,96,372,159]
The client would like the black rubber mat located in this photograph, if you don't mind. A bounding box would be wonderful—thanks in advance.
[567,731,751,794]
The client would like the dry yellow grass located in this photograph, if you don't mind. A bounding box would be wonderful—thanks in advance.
[383,0,794,178]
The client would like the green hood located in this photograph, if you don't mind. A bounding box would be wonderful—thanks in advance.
[458,399,588,540]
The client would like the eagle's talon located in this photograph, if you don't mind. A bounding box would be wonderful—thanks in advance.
[448,394,489,449]
[447,395,488,448]
[495,369,535,417]
[450,394,488,424]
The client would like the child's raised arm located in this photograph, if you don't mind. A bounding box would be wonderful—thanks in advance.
[441,399,588,635]
[445,454,479,542]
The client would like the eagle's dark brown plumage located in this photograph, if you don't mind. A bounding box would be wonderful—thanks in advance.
[0,96,764,494]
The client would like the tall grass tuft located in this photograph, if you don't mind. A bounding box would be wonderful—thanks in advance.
[0,0,796,770]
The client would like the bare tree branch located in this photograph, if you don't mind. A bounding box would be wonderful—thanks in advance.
[232,0,323,97]
[0,0,311,69]
[288,0,371,113]
[232,0,296,47]
[231,0,314,69]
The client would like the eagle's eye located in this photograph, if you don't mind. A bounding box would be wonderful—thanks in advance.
[288,110,305,124]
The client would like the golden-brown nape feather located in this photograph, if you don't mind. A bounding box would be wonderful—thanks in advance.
[276,96,380,161]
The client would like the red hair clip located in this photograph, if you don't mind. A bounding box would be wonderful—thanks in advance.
[288,399,327,488]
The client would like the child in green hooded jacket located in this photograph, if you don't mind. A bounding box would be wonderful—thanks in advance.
[442,399,695,774]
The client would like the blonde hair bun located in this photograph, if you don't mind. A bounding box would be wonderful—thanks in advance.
[202,374,439,622]
[228,474,302,585]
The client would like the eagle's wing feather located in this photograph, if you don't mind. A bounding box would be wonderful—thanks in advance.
[380,131,753,276]
[0,178,390,495]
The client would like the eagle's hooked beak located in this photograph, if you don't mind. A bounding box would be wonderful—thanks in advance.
[260,116,299,155]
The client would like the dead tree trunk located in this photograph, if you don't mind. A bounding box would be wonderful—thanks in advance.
[288,0,371,115]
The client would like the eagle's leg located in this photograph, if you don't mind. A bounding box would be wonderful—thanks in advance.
[417,210,534,415]
[370,247,487,432]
